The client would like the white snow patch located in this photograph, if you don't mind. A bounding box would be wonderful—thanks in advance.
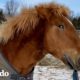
[33,66,80,80]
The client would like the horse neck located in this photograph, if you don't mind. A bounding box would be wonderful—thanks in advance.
[0,34,46,75]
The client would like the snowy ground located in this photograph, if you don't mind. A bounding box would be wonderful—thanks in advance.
[34,66,80,80]
[33,54,80,80]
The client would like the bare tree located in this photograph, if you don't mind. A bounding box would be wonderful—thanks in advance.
[5,0,19,16]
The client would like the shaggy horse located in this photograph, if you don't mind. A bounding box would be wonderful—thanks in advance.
[0,3,80,78]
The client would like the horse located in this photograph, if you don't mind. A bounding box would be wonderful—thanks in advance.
[0,3,80,79]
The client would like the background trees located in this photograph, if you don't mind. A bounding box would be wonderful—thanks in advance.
[71,16,80,29]
[5,0,19,16]
[0,9,6,24]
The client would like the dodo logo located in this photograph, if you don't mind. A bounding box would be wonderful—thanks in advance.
[0,69,9,77]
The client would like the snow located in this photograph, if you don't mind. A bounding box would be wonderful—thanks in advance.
[33,66,80,80]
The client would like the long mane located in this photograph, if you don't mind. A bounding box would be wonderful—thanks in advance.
[0,3,70,43]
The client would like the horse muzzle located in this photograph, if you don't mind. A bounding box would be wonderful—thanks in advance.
[63,54,80,70]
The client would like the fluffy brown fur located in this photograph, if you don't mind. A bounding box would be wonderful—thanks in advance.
[0,3,70,43]
[0,3,80,76]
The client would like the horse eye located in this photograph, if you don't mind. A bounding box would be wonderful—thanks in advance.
[58,25,64,29]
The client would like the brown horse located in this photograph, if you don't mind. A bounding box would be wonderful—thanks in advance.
[0,3,80,76]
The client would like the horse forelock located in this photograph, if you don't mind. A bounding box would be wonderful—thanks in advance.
[0,3,70,43]
[36,3,70,18]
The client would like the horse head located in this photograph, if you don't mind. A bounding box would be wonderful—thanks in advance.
[0,3,80,75]
[37,3,80,70]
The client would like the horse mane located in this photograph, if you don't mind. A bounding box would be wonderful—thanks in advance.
[0,3,70,43]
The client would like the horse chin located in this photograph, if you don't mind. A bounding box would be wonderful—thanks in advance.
[63,54,80,71]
